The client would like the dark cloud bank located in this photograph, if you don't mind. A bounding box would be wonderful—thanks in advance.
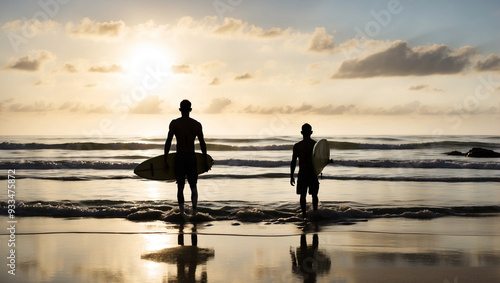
[332,41,477,78]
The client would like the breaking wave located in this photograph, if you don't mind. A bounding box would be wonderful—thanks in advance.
[2,158,498,171]
[1,200,498,223]
[2,139,498,151]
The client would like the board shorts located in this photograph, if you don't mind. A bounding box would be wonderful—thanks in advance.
[296,168,319,196]
[175,152,198,186]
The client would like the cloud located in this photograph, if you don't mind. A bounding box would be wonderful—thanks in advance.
[475,54,500,72]
[213,17,288,38]
[129,96,163,114]
[313,104,356,115]
[88,64,122,73]
[209,77,220,85]
[408,84,428,91]
[308,27,335,53]
[213,18,246,34]
[332,41,477,78]
[240,101,448,116]
[0,98,15,110]
[234,72,253,80]
[66,17,126,39]
[58,102,112,113]
[1,99,114,114]
[7,100,54,112]
[1,19,59,34]
[242,103,352,115]
[249,26,287,38]
[58,102,78,111]
[445,103,500,116]
[242,103,314,115]
[171,64,192,74]
[5,50,54,71]
[205,98,231,114]
[63,63,78,73]
[360,101,444,115]
[408,83,445,92]
[178,16,288,39]
[200,60,226,71]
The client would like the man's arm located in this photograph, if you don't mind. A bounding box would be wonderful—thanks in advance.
[290,145,297,186]
[197,124,209,170]
[164,122,174,172]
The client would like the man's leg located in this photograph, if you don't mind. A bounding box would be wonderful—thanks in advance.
[300,192,307,217]
[177,181,185,214]
[312,194,319,211]
[310,177,319,211]
[187,153,199,215]
[189,183,198,214]
[175,154,187,215]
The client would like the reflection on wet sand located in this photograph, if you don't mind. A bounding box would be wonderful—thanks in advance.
[290,233,331,283]
[141,224,215,282]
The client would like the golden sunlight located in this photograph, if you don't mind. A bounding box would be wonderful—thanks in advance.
[126,44,173,84]
[144,182,163,199]
[141,234,175,279]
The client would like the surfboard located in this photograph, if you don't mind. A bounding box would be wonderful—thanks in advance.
[134,153,214,181]
[312,139,330,176]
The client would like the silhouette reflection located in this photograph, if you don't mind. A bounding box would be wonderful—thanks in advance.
[290,234,331,283]
[141,224,215,283]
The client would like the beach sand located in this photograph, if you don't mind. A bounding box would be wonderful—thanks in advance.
[1,216,499,283]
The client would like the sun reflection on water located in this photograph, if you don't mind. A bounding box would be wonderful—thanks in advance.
[141,234,177,279]
[144,183,164,199]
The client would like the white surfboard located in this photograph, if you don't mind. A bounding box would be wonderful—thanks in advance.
[312,139,330,176]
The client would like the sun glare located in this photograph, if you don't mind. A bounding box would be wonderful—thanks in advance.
[127,44,173,83]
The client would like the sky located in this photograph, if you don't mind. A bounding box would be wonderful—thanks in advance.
[0,0,499,137]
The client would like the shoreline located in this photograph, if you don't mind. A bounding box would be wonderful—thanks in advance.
[1,216,499,282]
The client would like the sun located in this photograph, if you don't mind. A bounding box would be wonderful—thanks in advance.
[127,44,173,84]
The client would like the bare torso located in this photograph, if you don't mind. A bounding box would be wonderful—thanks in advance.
[293,138,316,169]
[169,117,202,153]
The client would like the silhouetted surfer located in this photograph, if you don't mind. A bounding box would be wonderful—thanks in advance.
[290,123,319,218]
[165,100,208,216]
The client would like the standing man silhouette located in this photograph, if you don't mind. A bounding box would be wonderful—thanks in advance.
[290,123,319,218]
[165,100,208,216]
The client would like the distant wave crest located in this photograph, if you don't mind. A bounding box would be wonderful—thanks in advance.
[0,160,136,170]
[1,158,499,171]
[0,142,291,151]
[333,159,500,170]
[2,139,499,151]
[0,142,162,150]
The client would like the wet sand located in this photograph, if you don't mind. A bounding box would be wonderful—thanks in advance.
[1,216,499,282]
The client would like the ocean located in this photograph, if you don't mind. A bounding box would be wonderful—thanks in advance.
[1,135,499,223]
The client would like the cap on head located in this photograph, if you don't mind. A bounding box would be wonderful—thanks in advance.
[179,99,192,112]
[301,123,312,135]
